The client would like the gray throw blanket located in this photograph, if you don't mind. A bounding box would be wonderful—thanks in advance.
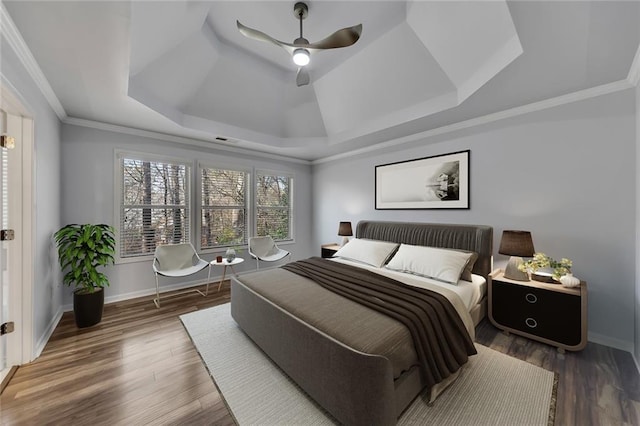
[282,257,477,390]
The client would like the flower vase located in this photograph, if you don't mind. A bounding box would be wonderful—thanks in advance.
[559,273,580,288]
[225,248,236,262]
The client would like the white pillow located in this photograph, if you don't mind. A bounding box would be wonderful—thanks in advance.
[333,238,399,268]
[385,244,474,284]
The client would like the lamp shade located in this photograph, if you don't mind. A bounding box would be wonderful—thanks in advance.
[338,221,353,237]
[498,230,535,257]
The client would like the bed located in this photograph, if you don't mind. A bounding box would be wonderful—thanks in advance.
[230,220,493,425]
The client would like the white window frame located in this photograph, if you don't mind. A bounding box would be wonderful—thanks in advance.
[114,154,297,262]
[254,169,294,243]
[114,150,194,263]
[197,162,251,253]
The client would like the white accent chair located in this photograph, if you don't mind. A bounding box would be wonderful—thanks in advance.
[152,243,211,308]
[248,236,291,269]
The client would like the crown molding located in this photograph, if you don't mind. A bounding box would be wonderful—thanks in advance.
[62,117,311,166]
[0,2,66,120]
[313,79,633,164]
[628,43,640,87]
[64,77,634,167]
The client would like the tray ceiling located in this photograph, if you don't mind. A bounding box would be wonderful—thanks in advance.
[3,1,640,161]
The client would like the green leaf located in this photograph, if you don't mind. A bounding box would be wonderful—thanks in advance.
[54,223,116,291]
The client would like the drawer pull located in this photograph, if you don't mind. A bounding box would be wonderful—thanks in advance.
[525,318,538,328]
[525,293,538,304]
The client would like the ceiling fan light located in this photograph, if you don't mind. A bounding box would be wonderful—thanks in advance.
[293,48,310,66]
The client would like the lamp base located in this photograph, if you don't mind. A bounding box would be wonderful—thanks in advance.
[504,256,529,281]
[341,236,350,247]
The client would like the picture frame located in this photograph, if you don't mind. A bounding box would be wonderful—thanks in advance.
[375,150,470,210]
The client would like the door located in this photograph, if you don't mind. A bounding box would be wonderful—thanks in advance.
[0,109,10,379]
[0,108,22,385]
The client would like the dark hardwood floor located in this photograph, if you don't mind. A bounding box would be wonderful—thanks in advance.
[1,283,639,425]
[475,321,640,426]
[0,284,235,426]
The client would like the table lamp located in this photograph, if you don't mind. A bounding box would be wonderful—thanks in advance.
[499,230,535,281]
[338,221,353,246]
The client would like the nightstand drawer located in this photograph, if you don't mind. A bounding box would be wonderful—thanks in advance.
[492,280,582,347]
[321,244,341,258]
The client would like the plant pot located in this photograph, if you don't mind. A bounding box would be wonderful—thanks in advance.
[73,287,104,328]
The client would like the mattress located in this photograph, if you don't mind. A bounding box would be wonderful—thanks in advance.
[329,257,487,311]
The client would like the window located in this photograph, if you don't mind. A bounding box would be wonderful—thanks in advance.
[201,167,248,249]
[117,152,295,259]
[119,157,190,258]
[256,172,292,241]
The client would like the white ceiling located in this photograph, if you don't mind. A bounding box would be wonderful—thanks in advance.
[3,1,640,161]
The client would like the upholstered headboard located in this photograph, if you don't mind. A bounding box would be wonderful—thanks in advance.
[356,220,493,279]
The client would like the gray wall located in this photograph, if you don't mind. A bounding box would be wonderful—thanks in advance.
[1,36,62,356]
[60,124,314,306]
[313,89,636,351]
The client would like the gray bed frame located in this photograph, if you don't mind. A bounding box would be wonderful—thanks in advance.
[231,220,493,426]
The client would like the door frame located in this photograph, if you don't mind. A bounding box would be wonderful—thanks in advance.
[1,77,35,368]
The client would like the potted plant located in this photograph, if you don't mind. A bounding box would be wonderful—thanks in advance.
[518,252,572,281]
[54,224,116,328]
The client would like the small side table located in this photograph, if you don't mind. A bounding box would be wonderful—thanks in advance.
[321,243,341,258]
[209,257,245,292]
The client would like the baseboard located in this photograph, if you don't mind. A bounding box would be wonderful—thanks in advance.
[588,331,634,353]
[61,276,231,312]
[34,307,63,359]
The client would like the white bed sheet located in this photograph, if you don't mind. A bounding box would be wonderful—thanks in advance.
[329,257,486,311]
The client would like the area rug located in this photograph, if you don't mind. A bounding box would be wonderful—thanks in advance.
[181,304,556,425]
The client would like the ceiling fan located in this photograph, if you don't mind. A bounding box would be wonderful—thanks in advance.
[236,2,362,87]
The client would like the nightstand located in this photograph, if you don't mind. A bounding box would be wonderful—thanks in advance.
[489,269,587,352]
[321,243,341,258]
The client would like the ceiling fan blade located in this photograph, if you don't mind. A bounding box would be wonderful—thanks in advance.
[306,24,362,50]
[236,20,294,53]
[296,68,310,87]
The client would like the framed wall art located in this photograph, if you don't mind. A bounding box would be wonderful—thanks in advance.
[375,150,470,210]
